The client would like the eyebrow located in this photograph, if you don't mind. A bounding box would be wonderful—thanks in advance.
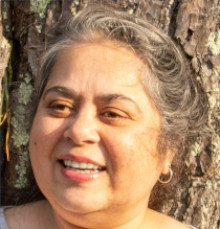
[97,94,142,113]
[43,86,142,113]
[43,86,78,100]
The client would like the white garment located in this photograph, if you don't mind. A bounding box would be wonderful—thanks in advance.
[0,207,9,229]
[186,224,198,229]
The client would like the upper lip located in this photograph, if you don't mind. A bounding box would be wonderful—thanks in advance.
[57,154,105,168]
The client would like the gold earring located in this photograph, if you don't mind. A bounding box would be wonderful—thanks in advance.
[158,168,173,184]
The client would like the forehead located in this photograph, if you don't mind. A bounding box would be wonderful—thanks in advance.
[42,41,161,126]
[44,41,157,108]
[49,41,146,85]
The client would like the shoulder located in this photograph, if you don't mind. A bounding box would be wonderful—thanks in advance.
[4,200,51,229]
[145,209,191,229]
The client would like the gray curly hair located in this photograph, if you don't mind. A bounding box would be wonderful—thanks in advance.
[39,5,207,152]
[35,5,208,209]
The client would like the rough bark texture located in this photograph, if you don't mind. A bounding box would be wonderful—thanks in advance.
[0,1,10,107]
[0,1,219,229]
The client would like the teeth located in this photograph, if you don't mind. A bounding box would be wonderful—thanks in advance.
[72,161,80,168]
[63,160,103,171]
[79,162,87,169]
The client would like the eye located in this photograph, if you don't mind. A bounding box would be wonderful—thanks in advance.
[102,111,123,118]
[100,107,129,123]
[48,102,75,117]
[52,104,67,110]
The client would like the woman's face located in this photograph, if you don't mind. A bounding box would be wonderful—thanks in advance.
[29,41,170,218]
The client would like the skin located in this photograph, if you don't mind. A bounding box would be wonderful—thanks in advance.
[6,41,189,229]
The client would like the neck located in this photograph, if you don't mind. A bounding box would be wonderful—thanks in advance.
[47,201,151,229]
[54,212,147,229]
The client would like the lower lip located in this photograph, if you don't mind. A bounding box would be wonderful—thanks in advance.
[59,163,104,183]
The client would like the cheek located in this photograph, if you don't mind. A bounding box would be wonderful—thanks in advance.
[105,128,162,203]
[30,115,63,145]
[29,118,46,171]
[106,127,161,174]
[29,115,64,165]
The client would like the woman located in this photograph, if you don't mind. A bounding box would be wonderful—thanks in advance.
[1,5,207,229]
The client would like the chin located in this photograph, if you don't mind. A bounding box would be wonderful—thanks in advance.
[48,189,109,214]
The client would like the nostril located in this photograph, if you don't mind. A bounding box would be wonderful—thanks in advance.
[84,139,98,144]
[65,137,72,142]
[63,117,100,145]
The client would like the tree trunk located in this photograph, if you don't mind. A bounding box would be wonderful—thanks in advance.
[0,1,219,228]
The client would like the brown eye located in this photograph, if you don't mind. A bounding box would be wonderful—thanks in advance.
[102,111,123,119]
[49,102,74,117]
[100,107,130,124]
[52,104,69,111]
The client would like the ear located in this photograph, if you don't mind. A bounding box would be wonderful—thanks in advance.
[161,148,175,175]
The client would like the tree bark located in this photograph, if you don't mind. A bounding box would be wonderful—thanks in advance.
[0,1,219,228]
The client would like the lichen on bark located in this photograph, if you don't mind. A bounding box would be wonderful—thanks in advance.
[14,150,29,189]
[30,0,51,19]
[207,31,220,56]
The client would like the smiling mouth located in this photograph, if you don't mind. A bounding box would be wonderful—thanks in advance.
[59,160,106,174]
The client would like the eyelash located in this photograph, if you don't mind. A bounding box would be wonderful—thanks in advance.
[47,102,130,122]
[102,112,121,118]
[48,102,75,117]
[100,108,128,120]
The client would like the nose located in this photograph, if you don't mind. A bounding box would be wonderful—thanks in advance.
[63,107,100,145]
